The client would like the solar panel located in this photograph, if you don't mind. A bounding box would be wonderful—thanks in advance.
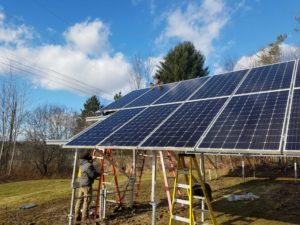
[64,60,300,155]
[65,108,143,146]
[103,88,149,111]
[285,89,300,151]
[236,61,294,94]
[141,98,227,148]
[295,62,300,88]
[190,70,248,100]
[125,83,177,108]
[199,91,289,151]
[99,104,179,147]
[154,77,209,104]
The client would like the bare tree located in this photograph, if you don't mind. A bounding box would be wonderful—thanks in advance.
[222,56,238,72]
[25,104,76,176]
[129,54,156,90]
[0,70,28,175]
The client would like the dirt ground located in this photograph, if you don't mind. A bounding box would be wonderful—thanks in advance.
[1,174,300,225]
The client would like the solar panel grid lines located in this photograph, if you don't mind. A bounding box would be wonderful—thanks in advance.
[65,108,144,147]
[154,76,210,104]
[64,60,300,155]
[138,76,217,149]
[140,98,228,148]
[236,61,294,94]
[99,104,180,148]
[279,60,298,153]
[295,60,300,88]
[198,91,289,152]
[193,68,252,150]
[102,88,150,111]
[63,115,108,148]
[190,69,248,100]
[285,89,300,151]
[125,82,179,108]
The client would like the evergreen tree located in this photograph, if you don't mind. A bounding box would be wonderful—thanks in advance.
[156,41,209,83]
[81,95,102,117]
[114,92,122,101]
[74,96,102,133]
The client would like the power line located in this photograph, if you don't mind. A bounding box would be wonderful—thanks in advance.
[0,50,112,98]
[0,60,100,96]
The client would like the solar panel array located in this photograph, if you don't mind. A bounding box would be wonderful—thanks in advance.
[65,60,300,155]
[199,91,288,151]
[103,88,149,111]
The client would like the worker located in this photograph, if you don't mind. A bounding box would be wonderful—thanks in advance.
[192,182,212,201]
[150,74,163,90]
[74,150,100,224]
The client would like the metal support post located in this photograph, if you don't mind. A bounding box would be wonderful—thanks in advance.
[242,158,245,183]
[253,157,256,178]
[201,198,205,223]
[294,158,298,183]
[150,151,157,225]
[200,153,206,182]
[129,149,136,207]
[68,148,78,225]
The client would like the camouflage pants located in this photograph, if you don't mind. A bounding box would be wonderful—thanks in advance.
[74,186,92,222]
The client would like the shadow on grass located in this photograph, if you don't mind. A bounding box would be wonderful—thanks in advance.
[103,200,169,222]
[212,178,300,224]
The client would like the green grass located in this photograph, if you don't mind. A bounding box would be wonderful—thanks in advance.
[0,174,299,225]
[0,179,70,207]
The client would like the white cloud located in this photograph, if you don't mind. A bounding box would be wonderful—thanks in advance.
[156,0,229,56]
[0,11,34,47]
[0,11,132,100]
[64,19,110,57]
[234,43,300,70]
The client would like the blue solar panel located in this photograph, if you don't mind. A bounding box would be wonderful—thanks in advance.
[99,104,179,147]
[190,70,248,100]
[154,77,209,104]
[141,98,227,148]
[103,88,149,110]
[285,89,300,150]
[295,62,300,88]
[199,91,288,151]
[66,108,143,146]
[125,83,177,108]
[236,61,294,94]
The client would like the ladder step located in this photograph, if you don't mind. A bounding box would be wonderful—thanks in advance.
[177,183,190,189]
[171,215,190,223]
[167,176,175,179]
[106,199,118,203]
[103,172,114,176]
[193,208,208,213]
[102,182,112,185]
[194,196,205,200]
[174,198,190,205]
[177,168,190,174]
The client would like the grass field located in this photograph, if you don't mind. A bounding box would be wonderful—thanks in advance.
[0,173,300,225]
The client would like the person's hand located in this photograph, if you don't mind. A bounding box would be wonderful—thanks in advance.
[92,149,96,160]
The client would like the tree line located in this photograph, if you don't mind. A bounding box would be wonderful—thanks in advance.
[0,76,80,177]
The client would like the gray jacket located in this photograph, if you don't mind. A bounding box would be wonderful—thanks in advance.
[79,159,99,187]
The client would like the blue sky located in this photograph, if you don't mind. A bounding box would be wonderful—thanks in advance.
[0,0,299,112]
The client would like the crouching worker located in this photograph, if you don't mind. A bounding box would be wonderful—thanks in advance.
[75,150,100,224]
[192,182,212,201]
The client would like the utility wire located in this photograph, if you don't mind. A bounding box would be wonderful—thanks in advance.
[0,53,108,96]
[0,60,99,96]
[0,49,112,98]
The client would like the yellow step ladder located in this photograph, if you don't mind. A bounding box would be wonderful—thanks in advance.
[169,154,217,225]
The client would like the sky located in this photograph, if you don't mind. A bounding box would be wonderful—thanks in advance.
[0,0,299,112]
